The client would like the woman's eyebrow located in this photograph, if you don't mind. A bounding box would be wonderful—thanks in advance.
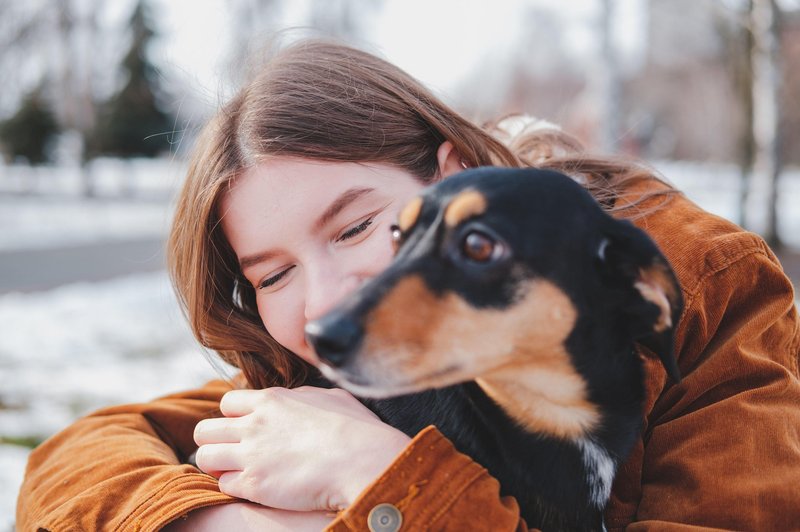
[313,187,375,232]
[239,187,377,272]
[239,249,281,271]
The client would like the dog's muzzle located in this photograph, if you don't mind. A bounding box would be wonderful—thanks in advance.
[305,311,363,368]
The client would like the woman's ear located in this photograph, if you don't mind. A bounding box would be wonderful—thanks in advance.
[436,141,467,180]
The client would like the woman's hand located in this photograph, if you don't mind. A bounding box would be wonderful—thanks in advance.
[193,386,411,512]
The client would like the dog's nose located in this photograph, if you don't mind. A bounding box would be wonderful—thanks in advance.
[305,314,363,368]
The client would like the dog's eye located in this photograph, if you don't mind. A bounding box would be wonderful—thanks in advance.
[462,230,497,262]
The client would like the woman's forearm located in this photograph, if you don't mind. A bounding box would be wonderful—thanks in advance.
[163,503,334,532]
[17,381,235,530]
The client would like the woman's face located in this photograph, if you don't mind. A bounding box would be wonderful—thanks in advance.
[220,158,434,365]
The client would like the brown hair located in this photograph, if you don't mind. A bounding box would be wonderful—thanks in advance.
[168,39,678,390]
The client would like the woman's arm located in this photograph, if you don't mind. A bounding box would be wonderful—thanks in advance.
[17,380,238,531]
[606,230,800,530]
[193,387,530,531]
[163,504,335,532]
[325,425,528,532]
[18,379,529,531]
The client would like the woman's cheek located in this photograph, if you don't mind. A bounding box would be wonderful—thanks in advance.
[256,286,307,358]
[363,223,397,273]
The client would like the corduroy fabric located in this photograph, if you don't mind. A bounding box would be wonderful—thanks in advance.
[17,381,237,531]
[16,179,800,531]
[327,426,528,531]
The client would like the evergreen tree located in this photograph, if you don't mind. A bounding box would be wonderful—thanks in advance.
[91,0,173,158]
[0,89,60,165]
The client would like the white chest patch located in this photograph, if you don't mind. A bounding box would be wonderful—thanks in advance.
[576,437,616,508]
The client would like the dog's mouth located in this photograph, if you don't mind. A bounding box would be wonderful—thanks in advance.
[318,362,464,398]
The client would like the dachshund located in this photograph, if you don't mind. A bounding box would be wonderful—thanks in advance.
[305,167,682,531]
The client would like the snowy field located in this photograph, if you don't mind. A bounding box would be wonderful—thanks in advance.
[0,273,232,529]
[1,159,799,529]
[2,159,800,252]
[0,158,186,251]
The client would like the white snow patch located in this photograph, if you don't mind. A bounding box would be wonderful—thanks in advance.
[0,158,186,252]
[0,444,30,532]
[0,272,235,530]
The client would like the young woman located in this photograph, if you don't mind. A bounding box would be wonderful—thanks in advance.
[17,40,800,531]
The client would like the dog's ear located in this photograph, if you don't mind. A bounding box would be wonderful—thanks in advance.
[597,220,683,382]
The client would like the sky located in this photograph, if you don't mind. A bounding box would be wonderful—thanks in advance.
[5,0,800,122]
[151,0,648,106]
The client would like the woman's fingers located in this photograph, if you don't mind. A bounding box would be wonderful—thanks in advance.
[217,470,247,499]
[195,443,245,475]
[194,416,242,445]
[220,388,284,417]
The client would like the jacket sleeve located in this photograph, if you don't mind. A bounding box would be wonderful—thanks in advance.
[611,237,800,530]
[326,425,529,532]
[16,379,237,532]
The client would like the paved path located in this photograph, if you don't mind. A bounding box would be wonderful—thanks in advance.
[0,238,166,294]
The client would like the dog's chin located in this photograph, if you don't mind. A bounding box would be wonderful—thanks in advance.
[318,363,467,399]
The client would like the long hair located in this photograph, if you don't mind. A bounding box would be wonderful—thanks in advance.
[167,39,677,390]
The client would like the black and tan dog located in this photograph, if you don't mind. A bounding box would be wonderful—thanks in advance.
[305,167,682,531]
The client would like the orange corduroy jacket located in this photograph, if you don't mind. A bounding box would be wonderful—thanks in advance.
[16,178,800,531]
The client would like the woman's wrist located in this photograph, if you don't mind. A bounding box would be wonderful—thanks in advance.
[339,427,412,508]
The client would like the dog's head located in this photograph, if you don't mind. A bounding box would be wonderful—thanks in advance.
[305,167,682,400]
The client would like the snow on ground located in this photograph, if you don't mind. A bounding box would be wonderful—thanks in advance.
[0,158,186,251]
[656,160,800,249]
[0,194,172,251]
[0,158,187,199]
[1,159,798,529]
[0,272,233,530]
[1,159,799,251]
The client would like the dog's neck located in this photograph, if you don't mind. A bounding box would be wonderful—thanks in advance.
[475,364,601,441]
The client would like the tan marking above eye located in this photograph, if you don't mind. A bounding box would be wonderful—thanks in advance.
[444,189,487,227]
[397,196,424,233]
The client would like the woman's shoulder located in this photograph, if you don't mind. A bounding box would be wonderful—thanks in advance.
[621,177,779,298]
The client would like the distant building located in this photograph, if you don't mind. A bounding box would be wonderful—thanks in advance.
[453,0,799,164]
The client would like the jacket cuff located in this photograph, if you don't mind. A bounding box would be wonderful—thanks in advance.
[326,425,510,531]
[126,473,235,531]
[39,472,236,532]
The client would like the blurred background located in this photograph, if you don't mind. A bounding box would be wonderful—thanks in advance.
[2,0,799,526]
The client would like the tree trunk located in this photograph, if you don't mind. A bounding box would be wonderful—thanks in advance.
[737,1,755,229]
[598,0,622,154]
[748,0,783,248]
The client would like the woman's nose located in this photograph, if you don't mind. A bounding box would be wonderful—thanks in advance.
[303,265,363,323]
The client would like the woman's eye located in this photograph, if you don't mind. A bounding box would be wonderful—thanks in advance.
[257,265,295,290]
[336,216,374,242]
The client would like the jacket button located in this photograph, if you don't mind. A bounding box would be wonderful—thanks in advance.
[368,502,403,532]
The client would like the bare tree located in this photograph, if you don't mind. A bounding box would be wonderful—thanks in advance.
[226,0,285,86]
[716,0,755,227]
[716,0,784,242]
[597,0,622,153]
[0,2,53,118]
[749,0,783,247]
[54,0,103,196]
[307,0,382,40]
[225,0,383,88]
